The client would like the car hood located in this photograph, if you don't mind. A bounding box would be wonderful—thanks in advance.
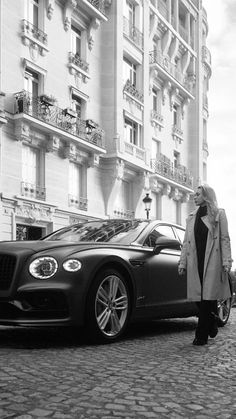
[0,240,128,255]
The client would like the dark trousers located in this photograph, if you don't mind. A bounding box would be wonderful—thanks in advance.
[195,300,218,341]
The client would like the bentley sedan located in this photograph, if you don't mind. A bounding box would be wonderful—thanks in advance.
[0,219,233,342]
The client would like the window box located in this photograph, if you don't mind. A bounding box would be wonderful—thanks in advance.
[39,94,56,106]
[64,108,77,118]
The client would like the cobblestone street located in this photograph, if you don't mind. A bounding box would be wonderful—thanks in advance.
[0,309,235,419]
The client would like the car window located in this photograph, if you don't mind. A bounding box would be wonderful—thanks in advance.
[175,227,185,244]
[144,224,176,247]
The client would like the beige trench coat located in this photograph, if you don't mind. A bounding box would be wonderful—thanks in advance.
[179,208,232,301]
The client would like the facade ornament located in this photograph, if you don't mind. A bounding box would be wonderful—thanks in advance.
[46,135,60,152]
[181,192,190,203]
[150,178,163,194]
[170,188,183,201]
[162,184,171,197]
[29,43,39,61]
[46,0,55,20]
[88,18,101,51]
[63,0,77,32]
[162,81,171,106]
[14,121,31,142]
[169,87,179,111]
[15,202,54,223]
[115,159,125,180]
[62,142,77,159]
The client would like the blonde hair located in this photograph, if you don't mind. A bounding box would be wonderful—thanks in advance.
[198,184,219,223]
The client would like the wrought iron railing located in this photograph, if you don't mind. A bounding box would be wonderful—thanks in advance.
[21,181,46,201]
[151,110,164,125]
[151,157,193,188]
[14,91,105,149]
[68,195,88,211]
[69,52,89,73]
[202,45,211,66]
[113,209,135,219]
[149,50,194,93]
[123,16,143,49]
[87,0,107,15]
[158,0,168,19]
[123,80,144,103]
[22,19,48,45]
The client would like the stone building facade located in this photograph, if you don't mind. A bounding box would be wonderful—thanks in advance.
[0,0,211,240]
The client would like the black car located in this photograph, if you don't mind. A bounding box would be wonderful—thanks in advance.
[0,219,233,342]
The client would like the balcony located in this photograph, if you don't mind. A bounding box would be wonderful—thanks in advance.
[150,110,164,128]
[68,195,88,211]
[172,125,184,143]
[21,19,48,56]
[123,16,143,50]
[79,0,109,21]
[202,46,212,76]
[68,52,89,73]
[123,80,144,103]
[158,0,168,20]
[179,24,188,44]
[14,91,105,151]
[151,155,193,189]
[149,50,195,98]
[21,181,46,201]
[113,208,135,219]
[124,142,146,162]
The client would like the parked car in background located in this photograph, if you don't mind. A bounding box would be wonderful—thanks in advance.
[0,219,234,342]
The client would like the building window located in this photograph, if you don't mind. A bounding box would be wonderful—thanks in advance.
[124,117,142,147]
[173,104,181,128]
[123,57,137,86]
[22,145,45,200]
[151,139,160,159]
[71,26,81,56]
[68,162,87,210]
[173,151,180,168]
[27,0,39,27]
[152,88,162,113]
[69,161,81,197]
[124,0,135,25]
[72,94,82,118]
[24,69,39,98]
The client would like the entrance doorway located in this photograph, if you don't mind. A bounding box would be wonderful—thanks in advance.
[16,224,44,240]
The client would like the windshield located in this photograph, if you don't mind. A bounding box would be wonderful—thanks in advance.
[43,220,148,244]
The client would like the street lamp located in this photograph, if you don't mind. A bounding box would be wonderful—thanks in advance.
[142,193,152,220]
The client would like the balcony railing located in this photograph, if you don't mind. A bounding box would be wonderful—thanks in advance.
[113,208,135,219]
[179,24,188,43]
[14,91,105,149]
[22,19,48,45]
[87,0,107,15]
[202,45,211,66]
[151,156,193,188]
[123,80,144,103]
[68,52,89,73]
[124,141,146,161]
[151,110,164,125]
[68,195,88,211]
[123,16,143,49]
[21,181,46,201]
[149,50,194,93]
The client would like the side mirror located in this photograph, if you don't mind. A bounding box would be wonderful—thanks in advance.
[153,236,181,255]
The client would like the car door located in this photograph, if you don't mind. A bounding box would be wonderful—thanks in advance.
[142,224,187,307]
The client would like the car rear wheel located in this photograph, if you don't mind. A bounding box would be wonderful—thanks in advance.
[85,269,130,342]
[217,298,231,326]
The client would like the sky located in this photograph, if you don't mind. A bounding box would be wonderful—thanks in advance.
[202,0,236,268]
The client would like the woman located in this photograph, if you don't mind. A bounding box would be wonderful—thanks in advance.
[178,184,232,345]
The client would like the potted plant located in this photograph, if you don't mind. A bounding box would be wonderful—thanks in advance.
[39,94,56,106]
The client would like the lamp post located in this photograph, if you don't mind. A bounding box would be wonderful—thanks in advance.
[142,193,152,220]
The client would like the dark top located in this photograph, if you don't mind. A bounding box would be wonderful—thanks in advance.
[194,205,208,282]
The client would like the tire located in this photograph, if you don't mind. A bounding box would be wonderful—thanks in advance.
[217,297,231,326]
[85,269,131,343]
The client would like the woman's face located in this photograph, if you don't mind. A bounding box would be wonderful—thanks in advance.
[194,187,205,206]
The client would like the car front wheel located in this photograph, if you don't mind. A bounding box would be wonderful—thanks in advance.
[217,298,231,326]
[86,269,130,342]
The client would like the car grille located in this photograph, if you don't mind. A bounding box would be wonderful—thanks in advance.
[0,254,17,290]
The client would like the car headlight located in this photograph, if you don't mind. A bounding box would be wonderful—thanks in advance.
[63,259,82,272]
[29,257,58,280]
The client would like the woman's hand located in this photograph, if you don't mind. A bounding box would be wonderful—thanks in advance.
[223,265,231,273]
[178,267,186,276]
